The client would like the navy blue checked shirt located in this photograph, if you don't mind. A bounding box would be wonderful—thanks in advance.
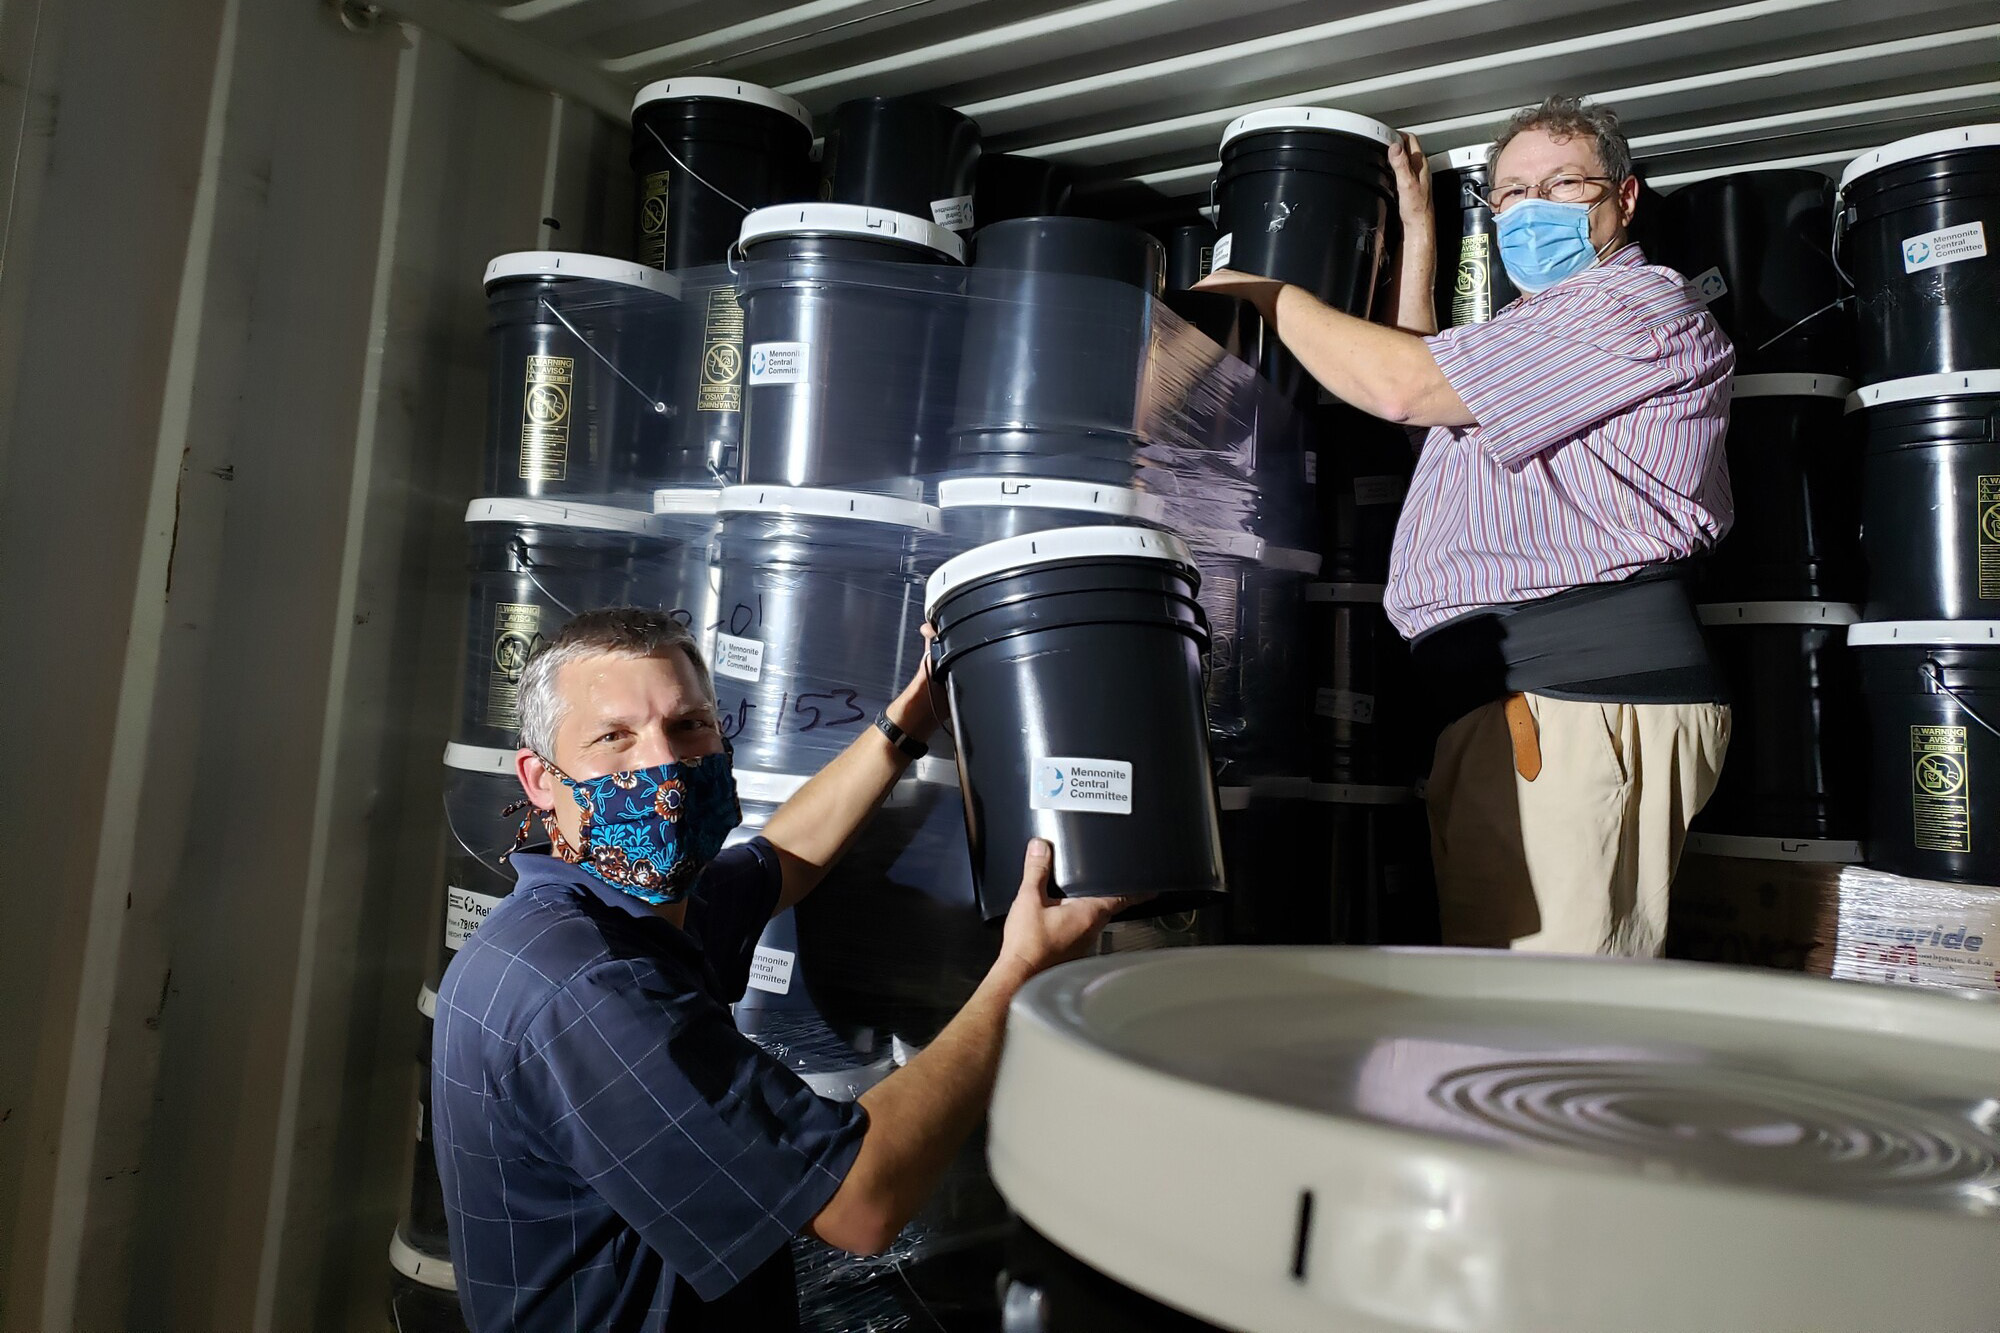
[432,840,868,1332]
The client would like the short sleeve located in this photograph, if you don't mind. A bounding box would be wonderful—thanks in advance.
[1426,283,1682,470]
[512,960,867,1301]
[684,837,784,1002]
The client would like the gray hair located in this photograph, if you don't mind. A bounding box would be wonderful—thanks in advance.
[1491,95,1633,185]
[516,607,716,759]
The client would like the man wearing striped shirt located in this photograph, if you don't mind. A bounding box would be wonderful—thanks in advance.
[1202,96,1733,955]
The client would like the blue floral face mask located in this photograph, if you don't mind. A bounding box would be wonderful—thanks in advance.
[514,748,742,905]
[1495,197,1610,294]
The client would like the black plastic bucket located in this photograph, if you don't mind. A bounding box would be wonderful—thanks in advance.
[482,252,690,499]
[975,153,1072,226]
[1431,143,1518,328]
[438,742,521,981]
[1162,221,1260,357]
[1852,372,2000,621]
[1212,107,1396,318]
[736,203,967,489]
[387,1221,461,1333]
[826,97,982,233]
[457,498,672,748]
[937,476,1167,546]
[1304,583,1416,785]
[1699,374,1861,603]
[407,989,448,1260]
[1310,401,1413,583]
[1186,532,1319,780]
[927,527,1223,918]
[1653,169,1853,376]
[948,218,1165,476]
[1838,124,2000,383]
[727,781,901,1100]
[1693,602,1867,840]
[630,77,815,272]
[1850,620,2000,883]
[796,761,998,1046]
[710,486,939,773]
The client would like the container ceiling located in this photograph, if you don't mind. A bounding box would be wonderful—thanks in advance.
[387,0,2000,206]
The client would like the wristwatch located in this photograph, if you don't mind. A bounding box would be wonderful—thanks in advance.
[874,713,929,760]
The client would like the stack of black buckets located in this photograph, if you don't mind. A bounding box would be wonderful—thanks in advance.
[1841,125,2000,894]
[394,77,1291,1332]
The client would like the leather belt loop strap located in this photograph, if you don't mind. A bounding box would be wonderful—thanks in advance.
[1503,692,1542,782]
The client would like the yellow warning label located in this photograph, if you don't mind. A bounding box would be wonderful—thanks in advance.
[1911,725,1971,855]
[1978,474,2000,601]
[518,355,572,482]
[1451,233,1492,325]
[698,287,744,414]
[638,170,671,270]
[488,602,543,731]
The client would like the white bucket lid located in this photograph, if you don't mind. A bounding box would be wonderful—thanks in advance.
[991,947,2000,1333]
[717,484,941,532]
[1217,785,1255,812]
[1732,373,1855,401]
[1305,581,1387,604]
[1441,142,1493,172]
[1684,831,1863,863]
[738,202,966,264]
[925,525,1198,619]
[734,762,958,810]
[651,486,723,517]
[464,496,664,537]
[1220,106,1398,152]
[417,983,438,1019]
[630,76,812,133]
[1697,601,1861,627]
[443,742,518,774]
[483,250,678,297]
[1845,370,2000,413]
[1849,620,2000,647]
[937,476,1168,525]
[1838,122,2000,191]
[1186,529,1322,575]
[794,1057,898,1102]
[388,1226,456,1291]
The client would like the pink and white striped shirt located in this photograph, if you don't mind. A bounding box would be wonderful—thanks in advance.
[1384,246,1735,639]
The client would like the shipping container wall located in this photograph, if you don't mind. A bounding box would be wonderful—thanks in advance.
[0,2,629,1329]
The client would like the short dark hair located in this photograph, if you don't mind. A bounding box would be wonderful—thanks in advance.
[1491,95,1633,184]
[516,607,713,755]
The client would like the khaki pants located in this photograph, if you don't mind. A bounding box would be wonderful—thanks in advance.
[1426,694,1731,956]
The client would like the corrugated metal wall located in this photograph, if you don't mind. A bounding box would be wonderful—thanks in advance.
[0,1,628,1328]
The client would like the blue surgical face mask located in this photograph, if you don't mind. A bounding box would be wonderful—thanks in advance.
[513,749,742,905]
[1495,197,1609,294]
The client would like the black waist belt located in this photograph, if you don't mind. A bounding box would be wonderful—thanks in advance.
[1409,567,1722,728]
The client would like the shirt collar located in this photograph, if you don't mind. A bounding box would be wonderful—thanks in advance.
[1512,241,1649,308]
[511,850,672,921]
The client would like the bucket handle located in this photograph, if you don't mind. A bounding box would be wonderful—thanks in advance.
[1828,189,1858,292]
[1752,294,1852,353]
[537,297,672,419]
[509,535,580,620]
[642,122,754,216]
[1925,658,2000,741]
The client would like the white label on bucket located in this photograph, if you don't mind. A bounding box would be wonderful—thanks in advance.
[1902,220,1987,274]
[747,341,808,386]
[1689,266,1729,304]
[1315,688,1376,723]
[444,886,507,951]
[1354,475,1407,506]
[1029,758,1134,815]
[746,946,796,995]
[1211,232,1233,270]
[712,633,765,682]
[931,195,976,230]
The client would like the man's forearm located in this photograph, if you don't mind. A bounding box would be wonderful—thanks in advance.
[1391,228,1439,336]
[1271,284,1470,426]
[809,957,1031,1253]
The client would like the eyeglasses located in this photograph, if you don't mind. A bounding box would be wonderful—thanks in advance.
[1485,173,1620,212]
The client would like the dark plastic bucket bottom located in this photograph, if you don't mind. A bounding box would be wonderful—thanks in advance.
[929,535,1222,919]
[1853,626,2000,884]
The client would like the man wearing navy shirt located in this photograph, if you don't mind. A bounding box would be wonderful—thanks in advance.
[433,607,1124,1332]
